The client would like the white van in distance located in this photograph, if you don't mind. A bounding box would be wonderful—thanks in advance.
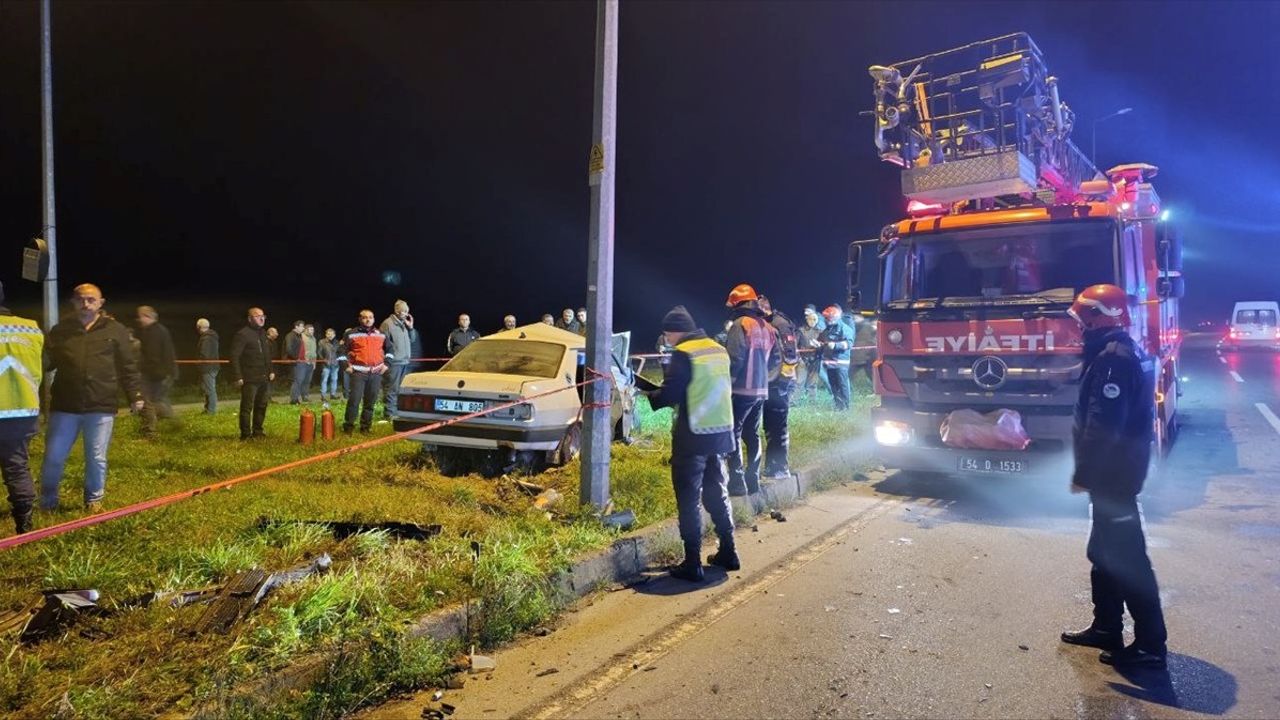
[1224,301,1280,351]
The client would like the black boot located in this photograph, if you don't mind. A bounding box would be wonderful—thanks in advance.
[1061,626,1124,651]
[670,541,705,582]
[707,534,741,571]
[1099,644,1167,669]
[13,507,34,535]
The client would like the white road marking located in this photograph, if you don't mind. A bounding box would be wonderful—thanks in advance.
[529,499,897,719]
[1218,356,1228,364]
[1230,371,1244,383]
[1257,403,1280,436]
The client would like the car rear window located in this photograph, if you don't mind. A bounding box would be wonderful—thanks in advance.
[442,340,565,378]
[1235,309,1277,326]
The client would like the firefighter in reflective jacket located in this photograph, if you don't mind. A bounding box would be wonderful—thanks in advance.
[1060,284,1168,669]
[819,306,853,411]
[758,295,799,478]
[723,283,779,504]
[0,282,43,534]
[645,306,738,582]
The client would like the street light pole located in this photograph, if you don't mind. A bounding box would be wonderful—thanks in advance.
[40,0,59,330]
[581,0,618,511]
[1091,107,1133,172]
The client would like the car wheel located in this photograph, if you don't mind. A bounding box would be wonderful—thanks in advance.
[554,422,582,465]
[614,408,635,445]
[476,450,505,478]
[434,446,463,477]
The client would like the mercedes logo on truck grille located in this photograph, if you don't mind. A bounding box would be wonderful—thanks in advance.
[972,356,1008,389]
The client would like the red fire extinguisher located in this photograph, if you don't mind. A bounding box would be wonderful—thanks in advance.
[299,408,315,445]
[320,405,335,441]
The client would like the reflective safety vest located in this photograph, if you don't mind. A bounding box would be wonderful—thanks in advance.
[675,337,733,435]
[0,313,44,419]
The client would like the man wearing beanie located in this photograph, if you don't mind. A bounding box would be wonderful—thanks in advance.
[644,305,739,582]
[0,281,44,533]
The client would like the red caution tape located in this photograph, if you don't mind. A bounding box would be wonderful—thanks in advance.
[0,373,610,552]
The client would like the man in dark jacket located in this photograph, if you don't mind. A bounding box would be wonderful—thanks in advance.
[446,313,480,356]
[382,300,419,416]
[758,296,799,479]
[230,307,276,440]
[555,308,583,334]
[136,305,177,436]
[1060,284,1167,669]
[285,320,309,404]
[723,284,779,504]
[317,328,341,401]
[39,284,144,512]
[644,306,738,582]
[819,306,853,410]
[196,318,219,414]
[798,309,826,398]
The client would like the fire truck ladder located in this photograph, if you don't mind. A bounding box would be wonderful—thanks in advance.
[869,33,1099,205]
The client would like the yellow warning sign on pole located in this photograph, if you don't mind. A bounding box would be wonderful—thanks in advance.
[588,143,605,174]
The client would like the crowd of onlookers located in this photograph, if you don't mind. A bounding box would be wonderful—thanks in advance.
[0,275,872,535]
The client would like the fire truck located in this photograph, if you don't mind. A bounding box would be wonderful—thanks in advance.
[848,33,1184,477]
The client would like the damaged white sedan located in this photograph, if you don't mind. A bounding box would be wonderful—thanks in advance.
[393,323,637,475]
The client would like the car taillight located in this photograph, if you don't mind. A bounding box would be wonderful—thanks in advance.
[397,394,424,411]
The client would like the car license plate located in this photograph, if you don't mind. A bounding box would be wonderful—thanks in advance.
[958,456,1027,474]
[434,398,486,414]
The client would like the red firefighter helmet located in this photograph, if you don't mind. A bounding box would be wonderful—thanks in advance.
[725,283,759,307]
[822,305,842,321]
[1068,284,1130,330]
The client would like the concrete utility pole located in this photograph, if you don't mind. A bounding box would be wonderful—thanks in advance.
[40,0,60,329]
[580,0,618,511]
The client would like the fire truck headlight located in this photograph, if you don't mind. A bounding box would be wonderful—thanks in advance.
[887,329,904,346]
[874,420,912,446]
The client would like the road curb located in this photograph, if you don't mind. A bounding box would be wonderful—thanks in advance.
[193,461,836,716]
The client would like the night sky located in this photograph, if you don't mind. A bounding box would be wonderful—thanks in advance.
[2,1,1278,356]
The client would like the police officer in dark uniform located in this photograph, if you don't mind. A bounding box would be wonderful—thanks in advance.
[645,306,738,582]
[758,296,799,479]
[1060,284,1168,669]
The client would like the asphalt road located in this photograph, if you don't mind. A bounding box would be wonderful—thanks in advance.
[368,337,1280,720]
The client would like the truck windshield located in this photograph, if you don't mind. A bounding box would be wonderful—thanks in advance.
[442,340,565,378]
[882,220,1115,307]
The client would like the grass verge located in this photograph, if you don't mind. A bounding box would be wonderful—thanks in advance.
[0,386,873,718]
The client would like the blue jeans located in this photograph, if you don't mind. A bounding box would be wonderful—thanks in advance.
[201,370,218,413]
[320,364,340,398]
[290,362,310,403]
[40,411,116,508]
[382,363,409,416]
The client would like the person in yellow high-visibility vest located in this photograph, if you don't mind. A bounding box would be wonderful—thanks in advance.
[0,281,44,534]
[644,306,739,582]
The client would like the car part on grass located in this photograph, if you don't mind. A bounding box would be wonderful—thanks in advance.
[601,509,636,530]
[0,589,101,644]
[128,585,222,610]
[257,517,442,541]
[190,554,332,635]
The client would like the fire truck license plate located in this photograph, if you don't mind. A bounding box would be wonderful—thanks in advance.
[434,398,486,414]
[958,457,1027,474]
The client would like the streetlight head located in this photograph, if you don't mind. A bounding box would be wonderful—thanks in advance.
[1117,107,1133,115]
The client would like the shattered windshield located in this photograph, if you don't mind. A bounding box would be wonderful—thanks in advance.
[882,220,1116,308]
[442,340,565,378]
